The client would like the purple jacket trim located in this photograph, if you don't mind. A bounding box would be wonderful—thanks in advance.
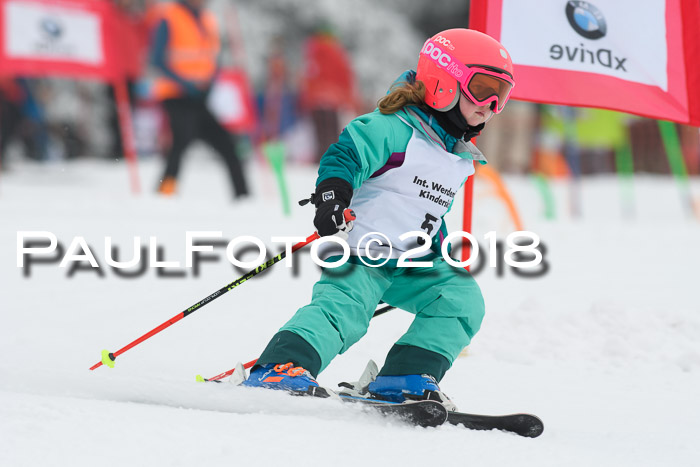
[370,152,406,178]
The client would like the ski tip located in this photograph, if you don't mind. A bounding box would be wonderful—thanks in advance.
[100,349,116,369]
[195,375,206,382]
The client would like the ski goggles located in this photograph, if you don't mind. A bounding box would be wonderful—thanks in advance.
[420,41,514,113]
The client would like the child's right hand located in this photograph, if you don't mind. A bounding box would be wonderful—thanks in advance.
[312,178,354,237]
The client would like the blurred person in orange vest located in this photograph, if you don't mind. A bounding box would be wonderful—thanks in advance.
[150,0,249,198]
[299,26,360,163]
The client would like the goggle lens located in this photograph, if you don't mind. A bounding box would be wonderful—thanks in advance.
[465,73,513,111]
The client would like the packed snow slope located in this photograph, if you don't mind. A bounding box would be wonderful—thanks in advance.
[1,156,699,466]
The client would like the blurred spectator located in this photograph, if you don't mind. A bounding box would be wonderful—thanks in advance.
[0,77,50,169]
[107,0,151,158]
[0,77,24,170]
[679,124,699,175]
[261,35,288,142]
[150,0,249,198]
[298,26,359,163]
[628,119,667,174]
[476,101,536,174]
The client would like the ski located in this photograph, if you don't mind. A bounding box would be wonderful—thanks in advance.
[447,411,544,438]
[338,392,543,437]
[298,387,448,427]
[215,369,448,429]
[201,360,543,436]
[337,394,448,428]
[336,360,544,437]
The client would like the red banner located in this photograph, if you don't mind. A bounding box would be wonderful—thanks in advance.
[470,0,700,125]
[0,0,122,81]
[207,69,258,133]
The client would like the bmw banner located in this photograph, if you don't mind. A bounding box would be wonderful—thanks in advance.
[0,0,122,81]
[0,0,140,192]
[470,0,700,125]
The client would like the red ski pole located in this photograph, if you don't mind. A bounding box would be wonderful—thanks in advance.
[89,229,329,371]
[197,359,259,382]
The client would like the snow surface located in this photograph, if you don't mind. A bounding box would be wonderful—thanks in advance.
[1,155,700,466]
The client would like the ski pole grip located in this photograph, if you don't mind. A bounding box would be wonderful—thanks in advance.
[343,209,356,223]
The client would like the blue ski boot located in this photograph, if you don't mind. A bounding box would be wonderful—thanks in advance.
[368,374,457,411]
[241,362,321,393]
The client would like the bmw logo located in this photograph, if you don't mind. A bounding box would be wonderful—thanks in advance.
[565,1,607,40]
[40,18,63,39]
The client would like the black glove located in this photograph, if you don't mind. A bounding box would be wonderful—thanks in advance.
[312,178,354,237]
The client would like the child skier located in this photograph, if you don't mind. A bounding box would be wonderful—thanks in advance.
[241,29,515,408]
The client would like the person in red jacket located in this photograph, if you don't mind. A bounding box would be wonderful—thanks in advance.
[299,27,360,163]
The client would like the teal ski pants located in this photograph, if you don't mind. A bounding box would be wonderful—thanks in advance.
[279,258,485,374]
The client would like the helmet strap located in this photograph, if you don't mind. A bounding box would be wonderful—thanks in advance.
[425,103,484,140]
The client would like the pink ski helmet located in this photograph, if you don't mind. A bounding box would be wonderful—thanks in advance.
[416,29,515,113]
